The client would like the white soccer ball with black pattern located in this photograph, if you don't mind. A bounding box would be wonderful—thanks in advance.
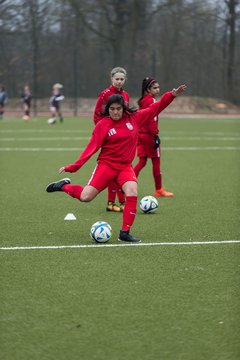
[90,221,112,243]
[140,196,158,214]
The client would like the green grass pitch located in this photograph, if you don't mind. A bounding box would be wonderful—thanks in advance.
[0,115,240,360]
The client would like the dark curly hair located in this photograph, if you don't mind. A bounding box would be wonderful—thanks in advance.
[103,94,136,116]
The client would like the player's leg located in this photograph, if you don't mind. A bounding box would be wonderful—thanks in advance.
[57,109,64,123]
[46,163,116,200]
[152,156,174,197]
[117,167,141,242]
[46,177,98,200]
[48,106,57,124]
[23,103,30,121]
[106,181,121,212]
[107,181,125,212]
[116,185,126,211]
[133,134,148,177]
[133,156,147,177]
[152,156,161,190]
[46,178,82,196]
[81,163,117,201]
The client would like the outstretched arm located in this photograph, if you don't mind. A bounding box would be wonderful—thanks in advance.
[59,137,100,173]
[136,84,187,128]
[59,122,107,173]
[172,84,187,97]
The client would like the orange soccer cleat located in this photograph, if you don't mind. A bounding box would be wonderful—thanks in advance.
[106,202,121,212]
[119,202,125,212]
[154,188,174,197]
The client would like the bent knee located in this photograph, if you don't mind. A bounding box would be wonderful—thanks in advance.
[125,188,138,197]
[80,187,98,202]
[80,194,93,202]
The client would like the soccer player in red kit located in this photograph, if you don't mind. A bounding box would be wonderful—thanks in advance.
[46,84,186,242]
[134,77,174,197]
[94,67,129,213]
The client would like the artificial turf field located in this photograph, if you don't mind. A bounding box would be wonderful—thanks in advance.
[0,115,239,360]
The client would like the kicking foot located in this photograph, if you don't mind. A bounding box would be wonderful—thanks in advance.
[118,230,141,243]
[46,178,71,192]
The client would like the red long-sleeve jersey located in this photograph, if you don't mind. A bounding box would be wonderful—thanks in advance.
[65,91,174,173]
[93,85,130,125]
[138,94,159,135]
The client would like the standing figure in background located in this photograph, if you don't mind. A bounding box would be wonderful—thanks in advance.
[133,77,174,197]
[21,85,32,122]
[94,67,128,212]
[48,83,64,124]
[0,85,8,120]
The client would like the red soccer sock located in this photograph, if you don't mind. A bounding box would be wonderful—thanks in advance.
[152,157,162,190]
[62,184,83,200]
[133,157,147,177]
[107,181,117,203]
[117,188,125,203]
[122,196,137,231]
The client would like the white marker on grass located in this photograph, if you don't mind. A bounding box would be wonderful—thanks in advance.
[64,213,76,220]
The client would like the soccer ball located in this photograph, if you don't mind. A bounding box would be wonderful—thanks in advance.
[140,196,158,214]
[22,115,29,122]
[47,117,56,125]
[90,221,112,243]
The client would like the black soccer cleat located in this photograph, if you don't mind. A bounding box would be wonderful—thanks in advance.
[46,178,71,192]
[118,230,142,243]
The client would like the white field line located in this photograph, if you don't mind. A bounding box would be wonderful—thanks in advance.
[0,240,240,251]
[0,129,90,133]
[0,146,240,152]
[0,136,240,141]
[0,137,90,141]
[165,146,240,151]
[0,130,239,136]
[0,147,84,151]
[163,136,240,141]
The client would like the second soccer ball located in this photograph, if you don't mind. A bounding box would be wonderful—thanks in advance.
[140,196,158,214]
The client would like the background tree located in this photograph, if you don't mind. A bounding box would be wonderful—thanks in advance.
[0,0,239,104]
[225,0,238,102]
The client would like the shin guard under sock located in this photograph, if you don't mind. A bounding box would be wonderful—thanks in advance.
[122,196,137,231]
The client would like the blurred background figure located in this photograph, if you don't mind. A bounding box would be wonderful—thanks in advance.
[0,84,8,120]
[47,83,64,124]
[21,84,32,122]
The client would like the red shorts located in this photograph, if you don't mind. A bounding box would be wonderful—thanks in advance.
[87,162,137,192]
[136,133,160,158]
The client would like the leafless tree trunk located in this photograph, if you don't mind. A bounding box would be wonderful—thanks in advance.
[225,0,238,101]
[29,0,40,115]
